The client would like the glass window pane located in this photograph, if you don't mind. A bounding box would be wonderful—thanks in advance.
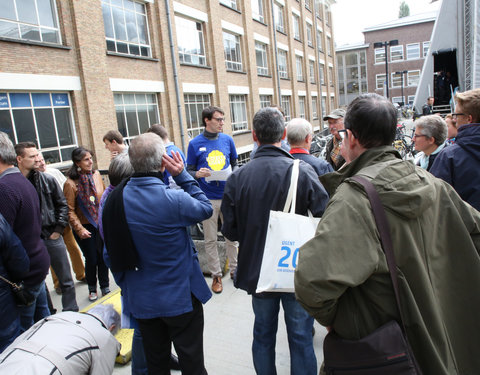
[116,41,128,53]
[55,108,74,146]
[42,150,60,164]
[148,104,158,124]
[60,147,76,163]
[17,0,38,24]
[20,24,41,41]
[116,111,127,137]
[129,44,139,55]
[52,94,69,106]
[0,20,20,39]
[112,6,127,41]
[10,93,31,107]
[41,28,58,43]
[0,1,16,20]
[35,108,57,148]
[32,93,51,107]
[13,109,36,143]
[135,93,146,104]
[123,0,135,11]
[137,107,149,133]
[102,4,114,38]
[126,106,138,136]
[37,0,56,27]
[125,10,137,42]
[0,110,14,140]
[136,14,147,44]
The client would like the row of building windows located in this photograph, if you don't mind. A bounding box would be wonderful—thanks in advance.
[374,41,430,64]
[0,90,331,164]
[375,70,420,90]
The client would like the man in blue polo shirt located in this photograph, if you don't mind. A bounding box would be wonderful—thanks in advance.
[187,106,238,294]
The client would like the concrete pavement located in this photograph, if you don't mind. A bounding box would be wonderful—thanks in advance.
[46,271,327,374]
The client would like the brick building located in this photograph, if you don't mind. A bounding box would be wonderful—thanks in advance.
[336,11,435,108]
[0,0,338,169]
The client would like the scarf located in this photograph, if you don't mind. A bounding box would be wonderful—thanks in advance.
[77,171,99,224]
[330,136,342,166]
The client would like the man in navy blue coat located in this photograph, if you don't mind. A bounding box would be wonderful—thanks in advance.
[102,133,212,375]
[430,88,480,210]
[287,118,333,177]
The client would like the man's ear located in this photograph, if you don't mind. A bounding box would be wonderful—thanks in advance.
[16,155,22,165]
[252,130,258,143]
[467,114,474,124]
[281,128,287,141]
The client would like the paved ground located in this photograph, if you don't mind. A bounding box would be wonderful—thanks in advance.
[46,270,327,374]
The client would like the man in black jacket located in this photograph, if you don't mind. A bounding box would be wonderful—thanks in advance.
[15,142,78,312]
[221,107,329,375]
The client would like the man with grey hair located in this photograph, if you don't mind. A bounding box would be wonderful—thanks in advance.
[324,108,346,170]
[287,118,333,176]
[413,115,448,171]
[221,107,329,374]
[0,304,121,374]
[0,132,50,333]
[102,133,213,374]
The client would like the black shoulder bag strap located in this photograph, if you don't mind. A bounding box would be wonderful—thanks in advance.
[351,175,422,373]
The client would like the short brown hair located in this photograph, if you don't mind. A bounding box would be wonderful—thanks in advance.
[146,124,168,140]
[202,106,224,126]
[102,130,124,144]
[14,141,37,157]
[455,88,480,123]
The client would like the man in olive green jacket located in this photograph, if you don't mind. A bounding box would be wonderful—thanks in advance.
[295,93,480,375]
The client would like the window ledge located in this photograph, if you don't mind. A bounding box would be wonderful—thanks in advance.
[276,30,287,36]
[233,130,251,136]
[253,18,268,26]
[257,73,272,78]
[106,51,159,62]
[294,37,302,43]
[280,77,290,81]
[180,63,212,70]
[226,69,247,74]
[220,3,242,14]
[0,36,71,50]
[297,79,305,83]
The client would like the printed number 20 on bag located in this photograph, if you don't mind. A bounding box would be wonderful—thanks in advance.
[256,210,319,293]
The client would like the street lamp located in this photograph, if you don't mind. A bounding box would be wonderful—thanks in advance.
[395,70,408,106]
[374,39,399,99]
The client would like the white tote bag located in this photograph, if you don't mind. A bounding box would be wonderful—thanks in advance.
[256,160,320,293]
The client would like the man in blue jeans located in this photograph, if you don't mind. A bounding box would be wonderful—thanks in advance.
[0,132,50,333]
[221,107,329,374]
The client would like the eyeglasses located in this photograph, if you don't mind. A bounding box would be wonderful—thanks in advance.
[413,134,427,139]
[213,117,225,122]
[337,129,347,141]
[451,113,466,119]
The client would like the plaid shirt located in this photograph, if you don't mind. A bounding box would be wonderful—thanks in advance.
[330,136,342,166]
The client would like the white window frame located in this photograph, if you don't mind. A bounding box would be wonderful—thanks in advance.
[306,23,313,47]
[390,45,404,62]
[255,42,268,75]
[321,96,327,119]
[305,0,312,11]
[278,50,288,79]
[223,31,243,71]
[259,94,272,108]
[0,0,62,44]
[114,92,160,143]
[273,2,285,33]
[376,74,386,89]
[391,72,402,88]
[407,70,420,87]
[316,30,323,52]
[296,55,304,81]
[292,13,301,40]
[281,95,291,122]
[299,96,306,118]
[220,0,238,10]
[423,41,430,57]
[319,63,325,85]
[374,48,385,64]
[102,0,151,57]
[309,60,315,83]
[406,43,420,60]
[251,0,264,23]
[175,16,207,66]
[229,94,248,132]
[184,93,211,139]
[328,66,334,86]
[408,95,415,105]
[311,96,318,119]
[392,96,403,105]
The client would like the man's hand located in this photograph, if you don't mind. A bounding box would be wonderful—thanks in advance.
[49,232,61,240]
[163,151,185,177]
[195,167,211,179]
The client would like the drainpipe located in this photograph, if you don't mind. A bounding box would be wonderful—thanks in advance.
[270,0,282,104]
[164,0,186,153]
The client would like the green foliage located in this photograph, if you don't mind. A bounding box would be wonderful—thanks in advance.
[399,1,410,18]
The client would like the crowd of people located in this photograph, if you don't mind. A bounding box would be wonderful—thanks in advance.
[0,88,479,374]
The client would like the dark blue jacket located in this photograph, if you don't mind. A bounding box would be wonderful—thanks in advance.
[0,213,30,337]
[290,149,333,176]
[111,171,213,319]
[430,123,480,210]
[221,145,329,295]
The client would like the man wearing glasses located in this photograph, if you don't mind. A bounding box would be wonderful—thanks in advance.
[430,88,480,211]
[187,106,238,294]
[295,93,480,374]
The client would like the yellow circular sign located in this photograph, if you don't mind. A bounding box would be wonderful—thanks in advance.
[207,150,226,171]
